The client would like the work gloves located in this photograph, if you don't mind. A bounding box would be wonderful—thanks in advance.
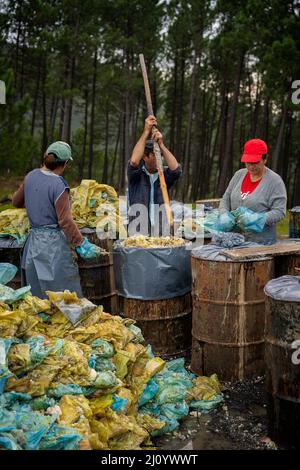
[232,207,266,233]
[76,237,104,260]
[203,208,266,234]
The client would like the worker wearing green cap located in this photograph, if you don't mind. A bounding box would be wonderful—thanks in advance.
[12,141,102,298]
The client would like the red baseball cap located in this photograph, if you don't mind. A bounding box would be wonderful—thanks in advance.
[241,139,268,163]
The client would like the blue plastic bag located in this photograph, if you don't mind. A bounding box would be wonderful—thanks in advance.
[189,394,223,413]
[90,339,114,358]
[0,284,31,304]
[88,354,115,372]
[0,263,18,285]
[160,401,189,420]
[111,395,127,412]
[151,416,179,436]
[139,379,159,407]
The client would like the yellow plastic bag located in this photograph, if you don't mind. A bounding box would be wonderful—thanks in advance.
[187,374,221,402]
[0,208,29,239]
[0,309,39,338]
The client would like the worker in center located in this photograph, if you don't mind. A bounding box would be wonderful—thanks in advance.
[127,115,181,236]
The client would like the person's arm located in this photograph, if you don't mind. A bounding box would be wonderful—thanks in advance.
[264,178,287,226]
[12,181,25,208]
[130,115,157,167]
[55,190,84,246]
[152,128,179,171]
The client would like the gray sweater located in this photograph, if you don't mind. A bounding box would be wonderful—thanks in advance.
[219,167,287,244]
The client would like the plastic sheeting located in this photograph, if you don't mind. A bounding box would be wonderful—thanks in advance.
[211,232,245,248]
[264,275,300,302]
[191,242,260,262]
[113,242,192,300]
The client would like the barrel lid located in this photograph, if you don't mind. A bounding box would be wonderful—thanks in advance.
[264,275,300,302]
[191,242,272,262]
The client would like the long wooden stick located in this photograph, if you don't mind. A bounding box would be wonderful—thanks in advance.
[139,54,173,228]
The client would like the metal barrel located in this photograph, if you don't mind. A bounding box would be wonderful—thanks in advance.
[118,293,192,358]
[78,229,118,313]
[289,207,300,238]
[265,279,300,448]
[0,239,23,289]
[191,255,274,381]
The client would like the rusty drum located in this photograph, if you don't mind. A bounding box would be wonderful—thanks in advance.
[118,293,192,358]
[265,275,300,448]
[191,254,274,381]
[78,229,118,313]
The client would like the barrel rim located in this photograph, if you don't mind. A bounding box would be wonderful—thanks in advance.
[191,254,274,263]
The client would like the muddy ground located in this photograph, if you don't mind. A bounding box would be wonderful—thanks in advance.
[154,377,289,451]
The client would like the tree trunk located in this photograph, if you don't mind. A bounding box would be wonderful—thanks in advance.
[49,96,59,143]
[181,50,201,200]
[102,99,109,182]
[61,58,75,142]
[169,53,178,151]
[217,81,229,189]
[174,50,185,164]
[217,52,244,197]
[262,96,270,142]
[272,90,291,175]
[88,49,97,179]
[110,115,121,186]
[42,67,48,151]
[14,18,21,89]
[31,63,41,136]
[79,89,89,181]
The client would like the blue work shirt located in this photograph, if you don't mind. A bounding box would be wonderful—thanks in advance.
[127,160,182,234]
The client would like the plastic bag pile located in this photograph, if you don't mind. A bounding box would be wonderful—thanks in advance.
[0,209,29,244]
[121,235,185,249]
[0,264,222,450]
[0,180,126,241]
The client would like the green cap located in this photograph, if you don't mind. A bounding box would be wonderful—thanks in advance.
[46,141,73,161]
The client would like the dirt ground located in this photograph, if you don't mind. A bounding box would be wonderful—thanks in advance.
[154,377,288,451]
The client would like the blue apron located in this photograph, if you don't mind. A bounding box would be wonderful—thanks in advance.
[21,169,82,299]
[21,225,82,299]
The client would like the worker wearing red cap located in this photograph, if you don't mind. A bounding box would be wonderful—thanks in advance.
[219,139,287,245]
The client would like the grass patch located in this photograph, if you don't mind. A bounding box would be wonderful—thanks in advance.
[277,213,289,238]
